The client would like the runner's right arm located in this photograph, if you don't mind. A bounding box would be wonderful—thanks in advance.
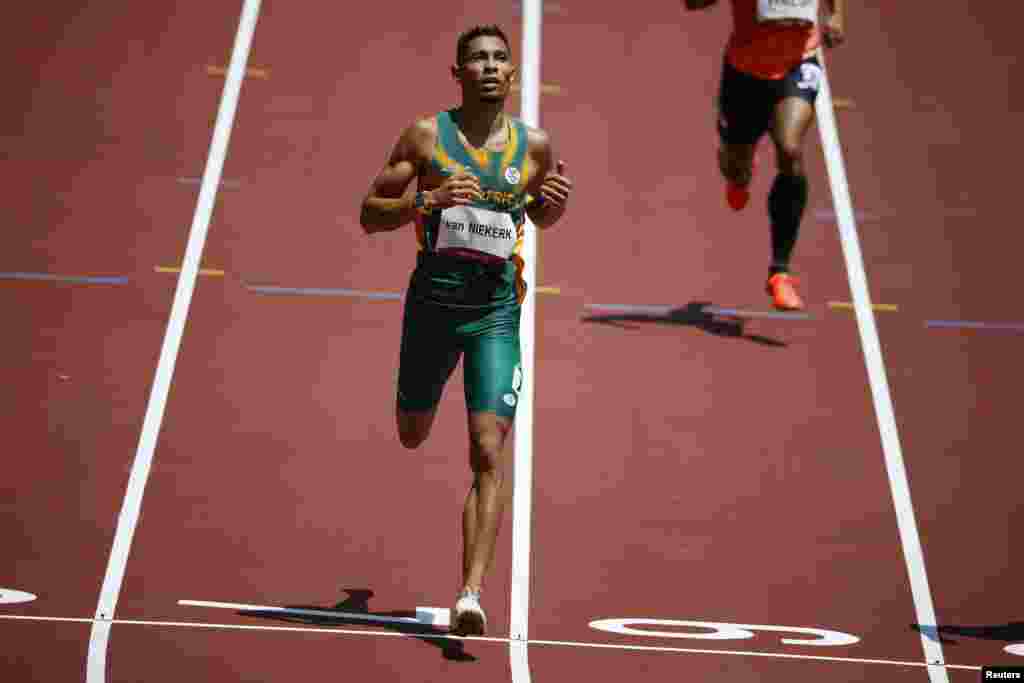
[360,118,481,234]
[359,120,427,234]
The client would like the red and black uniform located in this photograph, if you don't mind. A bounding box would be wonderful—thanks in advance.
[717,0,824,144]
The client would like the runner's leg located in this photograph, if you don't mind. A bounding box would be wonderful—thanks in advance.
[459,311,521,593]
[394,296,461,448]
[767,95,815,275]
[717,59,772,209]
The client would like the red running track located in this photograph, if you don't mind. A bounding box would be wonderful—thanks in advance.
[3,1,1022,681]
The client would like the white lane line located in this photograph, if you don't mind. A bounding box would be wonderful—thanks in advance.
[525,638,981,671]
[509,0,542,681]
[815,48,948,682]
[512,1,569,15]
[0,614,984,671]
[86,622,111,683]
[3,614,507,643]
[510,640,532,681]
[0,589,38,604]
[178,599,449,628]
[84,2,263,682]
[510,0,542,654]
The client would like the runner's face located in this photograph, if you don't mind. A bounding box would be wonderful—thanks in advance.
[456,36,515,102]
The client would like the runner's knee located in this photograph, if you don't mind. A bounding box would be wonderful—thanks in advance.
[776,141,804,175]
[468,423,508,475]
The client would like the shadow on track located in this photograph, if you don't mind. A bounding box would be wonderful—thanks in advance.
[239,588,476,662]
[581,301,788,347]
[912,621,1024,647]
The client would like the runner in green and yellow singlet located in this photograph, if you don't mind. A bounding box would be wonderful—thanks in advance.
[359,24,572,637]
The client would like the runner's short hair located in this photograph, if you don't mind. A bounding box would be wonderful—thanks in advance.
[456,25,511,66]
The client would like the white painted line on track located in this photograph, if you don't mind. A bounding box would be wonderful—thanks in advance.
[3,613,508,643]
[86,622,111,683]
[0,589,37,604]
[84,2,263,682]
[816,48,948,682]
[510,640,532,681]
[0,614,987,671]
[525,638,982,671]
[508,5,542,681]
[510,0,542,680]
[179,599,450,628]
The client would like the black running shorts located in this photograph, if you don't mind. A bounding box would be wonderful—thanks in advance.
[717,56,822,145]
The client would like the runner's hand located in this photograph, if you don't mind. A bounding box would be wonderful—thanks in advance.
[823,15,845,48]
[431,170,482,208]
[538,160,572,208]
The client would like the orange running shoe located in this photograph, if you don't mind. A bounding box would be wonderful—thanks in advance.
[766,273,804,311]
[726,181,750,211]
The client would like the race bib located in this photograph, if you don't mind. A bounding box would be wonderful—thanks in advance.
[757,0,818,25]
[435,205,517,259]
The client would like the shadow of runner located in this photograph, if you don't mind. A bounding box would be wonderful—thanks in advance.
[912,621,1024,647]
[239,588,475,662]
[581,301,787,347]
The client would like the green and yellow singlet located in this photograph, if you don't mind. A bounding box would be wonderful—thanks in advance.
[411,109,533,309]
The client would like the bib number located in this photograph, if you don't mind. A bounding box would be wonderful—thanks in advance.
[756,0,818,25]
[435,206,517,259]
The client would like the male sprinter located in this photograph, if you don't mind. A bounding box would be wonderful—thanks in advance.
[683,0,847,310]
[359,25,571,636]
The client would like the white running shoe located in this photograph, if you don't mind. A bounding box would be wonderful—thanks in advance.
[451,589,486,636]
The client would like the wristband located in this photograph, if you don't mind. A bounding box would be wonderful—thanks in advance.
[414,191,432,214]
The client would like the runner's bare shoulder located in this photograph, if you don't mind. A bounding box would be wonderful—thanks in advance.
[522,123,554,184]
[392,114,440,168]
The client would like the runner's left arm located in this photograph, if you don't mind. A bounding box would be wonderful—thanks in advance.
[824,0,847,47]
[525,128,571,231]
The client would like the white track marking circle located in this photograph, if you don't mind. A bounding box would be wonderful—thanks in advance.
[589,619,860,646]
[0,589,38,604]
